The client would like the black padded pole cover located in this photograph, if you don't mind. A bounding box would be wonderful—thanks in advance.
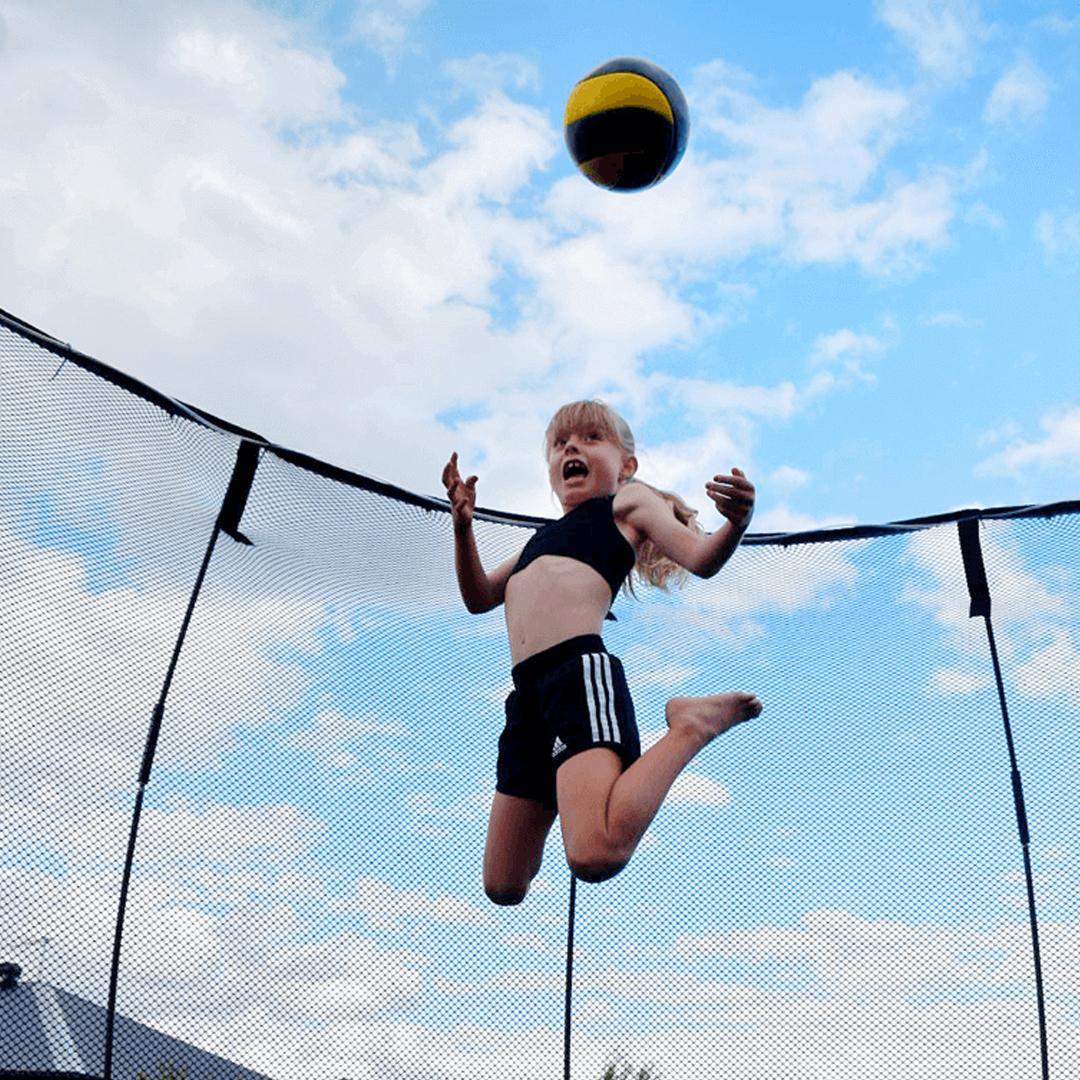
[958,517,991,618]
[218,441,259,545]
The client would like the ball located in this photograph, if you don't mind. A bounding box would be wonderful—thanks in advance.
[564,57,690,192]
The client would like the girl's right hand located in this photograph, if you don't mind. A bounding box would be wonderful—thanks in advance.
[441,452,478,533]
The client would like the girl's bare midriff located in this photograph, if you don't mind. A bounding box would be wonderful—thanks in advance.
[504,511,640,666]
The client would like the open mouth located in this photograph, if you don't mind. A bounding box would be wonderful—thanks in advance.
[562,459,589,480]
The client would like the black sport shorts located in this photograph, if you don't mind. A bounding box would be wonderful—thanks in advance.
[496,634,641,812]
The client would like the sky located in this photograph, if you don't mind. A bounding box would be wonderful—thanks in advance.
[1,2,1079,1079]
[1,0,1078,532]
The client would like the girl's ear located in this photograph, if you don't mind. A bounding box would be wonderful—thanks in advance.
[619,455,639,484]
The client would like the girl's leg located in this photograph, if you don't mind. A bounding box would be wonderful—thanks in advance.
[483,792,558,905]
[556,691,762,883]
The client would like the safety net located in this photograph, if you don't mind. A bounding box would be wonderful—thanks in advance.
[1,307,1077,1080]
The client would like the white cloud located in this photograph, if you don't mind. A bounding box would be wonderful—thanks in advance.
[929,667,993,694]
[753,505,856,533]
[1034,208,1080,267]
[768,465,810,491]
[923,309,981,328]
[786,172,955,271]
[166,23,346,124]
[139,798,327,869]
[1033,14,1080,34]
[964,200,1006,229]
[876,0,988,80]
[284,709,404,766]
[286,959,423,1018]
[350,0,431,70]
[499,931,548,954]
[810,328,887,376]
[520,232,696,374]
[669,772,732,807]
[674,906,1063,998]
[977,419,1021,448]
[1011,630,1080,705]
[702,68,910,196]
[441,52,542,98]
[0,825,438,1037]
[631,423,750,514]
[677,537,866,635]
[975,405,1080,476]
[629,665,700,692]
[656,375,802,422]
[984,56,1050,124]
[790,325,890,399]
[543,912,1080,1080]
[329,876,492,932]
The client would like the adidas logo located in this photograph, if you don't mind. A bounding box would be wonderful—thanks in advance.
[552,737,567,759]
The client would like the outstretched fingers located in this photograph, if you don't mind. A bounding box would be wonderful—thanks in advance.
[706,466,756,529]
[443,451,479,533]
[442,451,461,491]
[442,452,477,492]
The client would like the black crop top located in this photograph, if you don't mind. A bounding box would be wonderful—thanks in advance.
[509,495,636,615]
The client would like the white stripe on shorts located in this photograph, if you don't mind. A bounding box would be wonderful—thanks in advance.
[582,652,620,746]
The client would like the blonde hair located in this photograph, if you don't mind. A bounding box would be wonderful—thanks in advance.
[544,400,702,593]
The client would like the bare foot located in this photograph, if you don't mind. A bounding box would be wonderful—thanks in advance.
[665,692,762,750]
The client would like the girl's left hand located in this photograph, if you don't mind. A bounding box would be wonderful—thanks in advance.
[706,467,755,530]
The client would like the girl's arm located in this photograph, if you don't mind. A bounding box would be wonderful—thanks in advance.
[443,452,518,613]
[622,469,755,578]
[453,523,518,613]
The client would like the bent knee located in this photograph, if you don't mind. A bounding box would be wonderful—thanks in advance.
[567,850,629,884]
[485,882,529,906]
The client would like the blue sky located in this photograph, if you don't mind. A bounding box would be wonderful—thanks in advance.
[1,2,1079,1078]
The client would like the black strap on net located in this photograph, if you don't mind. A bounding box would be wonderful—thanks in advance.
[958,518,1050,1080]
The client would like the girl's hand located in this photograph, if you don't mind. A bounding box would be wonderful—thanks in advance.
[442,452,478,534]
[706,467,755,531]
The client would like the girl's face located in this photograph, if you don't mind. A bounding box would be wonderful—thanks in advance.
[547,423,635,510]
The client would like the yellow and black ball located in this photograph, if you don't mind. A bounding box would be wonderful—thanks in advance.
[564,57,689,192]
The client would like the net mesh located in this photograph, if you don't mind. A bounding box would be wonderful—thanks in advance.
[1,311,1077,1080]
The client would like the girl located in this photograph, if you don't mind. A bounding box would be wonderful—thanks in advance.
[442,400,762,905]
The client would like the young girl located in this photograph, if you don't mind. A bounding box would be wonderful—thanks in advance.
[442,400,762,905]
